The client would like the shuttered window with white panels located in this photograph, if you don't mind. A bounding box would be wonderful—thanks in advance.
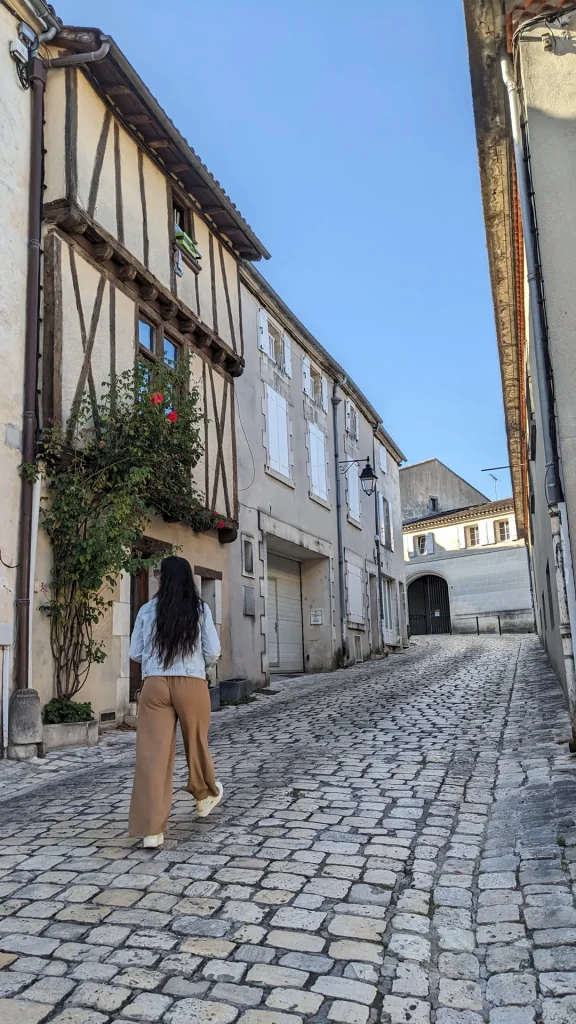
[347,562,364,624]
[309,423,328,501]
[266,384,290,478]
[348,461,361,520]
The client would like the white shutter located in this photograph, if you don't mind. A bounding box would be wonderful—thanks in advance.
[378,492,386,545]
[282,333,292,378]
[309,424,319,495]
[266,385,280,471]
[425,532,434,555]
[478,520,489,546]
[345,400,352,433]
[355,409,360,441]
[276,392,290,477]
[486,519,495,545]
[347,562,364,624]
[509,516,518,541]
[348,461,360,519]
[388,500,395,551]
[457,525,466,549]
[312,427,328,500]
[379,444,387,472]
[321,375,329,413]
[258,308,269,352]
[406,534,415,558]
[302,355,312,396]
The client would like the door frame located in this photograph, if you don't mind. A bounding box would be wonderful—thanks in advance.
[407,573,451,635]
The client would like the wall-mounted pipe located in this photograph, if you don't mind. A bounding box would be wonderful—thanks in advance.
[332,381,347,663]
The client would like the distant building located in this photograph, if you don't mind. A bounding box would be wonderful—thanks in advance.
[400,459,488,523]
[401,462,534,635]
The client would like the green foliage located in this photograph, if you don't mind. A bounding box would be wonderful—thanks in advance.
[39,359,209,699]
[43,696,94,724]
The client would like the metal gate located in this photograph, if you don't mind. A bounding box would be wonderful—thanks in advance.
[408,575,450,635]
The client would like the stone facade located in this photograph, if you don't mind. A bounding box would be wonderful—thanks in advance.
[400,459,487,524]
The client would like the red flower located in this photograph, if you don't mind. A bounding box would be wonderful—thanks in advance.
[151,392,163,405]
[166,410,178,423]
[217,520,227,530]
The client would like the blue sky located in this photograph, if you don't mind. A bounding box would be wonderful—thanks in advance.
[54,0,510,499]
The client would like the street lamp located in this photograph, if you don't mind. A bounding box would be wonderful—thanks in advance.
[338,457,377,497]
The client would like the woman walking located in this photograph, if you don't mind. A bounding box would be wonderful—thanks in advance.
[129,555,223,848]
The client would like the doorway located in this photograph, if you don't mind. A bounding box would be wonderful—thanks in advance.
[408,575,451,635]
[267,553,304,673]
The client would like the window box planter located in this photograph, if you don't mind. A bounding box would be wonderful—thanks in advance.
[217,523,238,545]
[220,677,252,703]
[43,720,99,752]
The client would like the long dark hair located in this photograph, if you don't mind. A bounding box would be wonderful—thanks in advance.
[152,556,202,668]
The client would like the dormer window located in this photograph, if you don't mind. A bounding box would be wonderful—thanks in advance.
[172,197,202,267]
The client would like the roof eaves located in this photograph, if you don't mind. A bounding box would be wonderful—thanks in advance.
[403,497,515,530]
[52,27,270,262]
[240,262,406,464]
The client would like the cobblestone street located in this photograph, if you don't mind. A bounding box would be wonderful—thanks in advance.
[1,636,576,1024]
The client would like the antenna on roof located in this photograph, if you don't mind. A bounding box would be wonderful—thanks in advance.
[488,473,498,500]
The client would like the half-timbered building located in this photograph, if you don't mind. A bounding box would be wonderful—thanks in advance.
[29,25,269,724]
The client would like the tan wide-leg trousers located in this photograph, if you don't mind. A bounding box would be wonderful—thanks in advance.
[129,675,218,837]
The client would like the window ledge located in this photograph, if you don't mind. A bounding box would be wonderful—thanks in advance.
[265,465,295,489]
[347,514,362,530]
[309,491,331,511]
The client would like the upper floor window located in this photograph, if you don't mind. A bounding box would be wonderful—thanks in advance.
[416,534,427,555]
[308,423,328,501]
[467,524,480,548]
[172,196,202,267]
[241,535,255,577]
[496,519,510,542]
[266,384,290,479]
[430,496,439,513]
[378,493,394,550]
[138,317,179,367]
[302,359,328,411]
[347,461,361,521]
[345,401,360,441]
[258,309,292,377]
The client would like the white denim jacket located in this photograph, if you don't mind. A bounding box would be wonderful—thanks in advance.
[129,598,221,680]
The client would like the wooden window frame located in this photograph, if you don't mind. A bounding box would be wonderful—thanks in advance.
[172,190,202,274]
[137,311,181,368]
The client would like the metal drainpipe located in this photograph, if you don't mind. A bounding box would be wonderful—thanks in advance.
[332,381,347,663]
[14,38,111,692]
[373,433,385,651]
[501,53,576,749]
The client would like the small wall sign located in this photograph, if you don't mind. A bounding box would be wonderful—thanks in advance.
[310,609,323,626]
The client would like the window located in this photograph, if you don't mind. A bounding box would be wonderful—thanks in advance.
[345,401,360,440]
[139,318,154,352]
[309,423,328,501]
[346,561,364,624]
[163,337,178,367]
[258,309,292,377]
[266,384,290,478]
[347,461,361,520]
[467,525,480,548]
[138,317,180,367]
[242,535,255,577]
[430,496,439,513]
[416,535,427,555]
[496,519,510,543]
[173,196,201,262]
[302,357,328,410]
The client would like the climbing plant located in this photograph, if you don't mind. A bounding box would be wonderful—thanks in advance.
[36,359,218,699]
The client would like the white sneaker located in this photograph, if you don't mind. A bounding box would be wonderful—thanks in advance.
[143,833,164,849]
[196,781,224,818]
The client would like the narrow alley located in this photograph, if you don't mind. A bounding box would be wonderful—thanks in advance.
[1,637,576,1023]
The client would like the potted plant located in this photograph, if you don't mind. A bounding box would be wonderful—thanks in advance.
[217,519,239,544]
[42,697,98,752]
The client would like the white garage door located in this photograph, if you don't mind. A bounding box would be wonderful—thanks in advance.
[267,553,304,674]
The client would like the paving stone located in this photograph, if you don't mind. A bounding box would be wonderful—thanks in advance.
[203,960,247,983]
[165,998,239,1023]
[265,987,323,1015]
[115,966,165,990]
[489,1010,535,1024]
[392,962,429,997]
[211,982,263,1007]
[269,908,326,932]
[540,974,576,996]
[17,975,76,1002]
[47,1012,108,1024]
[0,1000,54,1024]
[122,993,174,1021]
[476,923,526,945]
[343,963,378,984]
[435,1012,484,1024]
[266,930,325,953]
[247,964,309,988]
[438,954,480,981]
[328,940,382,964]
[439,980,482,1011]
[279,952,334,974]
[311,976,376,1004]
[327,1000,369,1024]
[382,996,431,1023]
[68,980,132,1012]
[237,1013,300,1024]
[486,947,532,973]
[485,973,536,1006]
[388,933,431,963]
